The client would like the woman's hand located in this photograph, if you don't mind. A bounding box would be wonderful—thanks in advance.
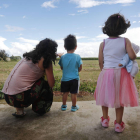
[45,63,55,88]
[57,53,64,58]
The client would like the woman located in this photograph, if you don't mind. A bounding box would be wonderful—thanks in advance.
[2,38,58,117]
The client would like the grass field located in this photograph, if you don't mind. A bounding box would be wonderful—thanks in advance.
[0,60,100,91]
[0,60,140,101]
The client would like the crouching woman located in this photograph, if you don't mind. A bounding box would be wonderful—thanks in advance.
[2,38,57,117]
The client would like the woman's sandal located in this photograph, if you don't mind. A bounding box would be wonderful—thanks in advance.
[12,112,26,118]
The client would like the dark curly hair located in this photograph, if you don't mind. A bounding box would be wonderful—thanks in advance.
[102,13,131,36]
[23,38,58,69]
[64,34,77,51]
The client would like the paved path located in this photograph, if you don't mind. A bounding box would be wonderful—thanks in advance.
[0,100,140,140]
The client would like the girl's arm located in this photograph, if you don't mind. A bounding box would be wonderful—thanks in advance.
[45,63,55,88]
[98,42,104,70]
[125,38,136,60]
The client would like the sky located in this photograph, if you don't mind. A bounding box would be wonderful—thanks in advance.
[0,0,140,57]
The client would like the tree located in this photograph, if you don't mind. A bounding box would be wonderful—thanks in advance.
[0,50,9,61]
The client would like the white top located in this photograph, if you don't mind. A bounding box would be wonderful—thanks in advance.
[103,37,126,68]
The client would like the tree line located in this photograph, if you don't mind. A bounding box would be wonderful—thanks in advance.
[0,49,21,61]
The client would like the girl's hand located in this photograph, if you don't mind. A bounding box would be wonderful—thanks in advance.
[118,64,123,67]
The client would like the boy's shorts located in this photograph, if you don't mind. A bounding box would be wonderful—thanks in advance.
[61,79,80,94]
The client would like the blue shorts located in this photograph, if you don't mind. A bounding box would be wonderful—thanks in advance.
[61,79,80,94]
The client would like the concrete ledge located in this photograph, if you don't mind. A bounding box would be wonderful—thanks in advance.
[0,101,140,140]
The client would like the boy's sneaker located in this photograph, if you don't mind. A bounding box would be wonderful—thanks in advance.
[114,120,125,133]
[71,105,79,112]
[101,116,110,128]
[61,105,67,111]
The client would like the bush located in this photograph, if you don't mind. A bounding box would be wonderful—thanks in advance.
[10,55,21,61]
[0,50,9,61]
[0,90,4,99]
[80,81,95,93]
[0,83,4,99]
[53,76,95,93]
[81,57,98,60]
[53,76,61,91]
[0,57,4,61]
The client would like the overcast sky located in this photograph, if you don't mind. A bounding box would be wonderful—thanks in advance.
[0,0,140,57]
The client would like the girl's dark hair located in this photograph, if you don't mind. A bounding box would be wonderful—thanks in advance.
[102,13,131,36]
[23,38,58,69]
[64,34,77,51]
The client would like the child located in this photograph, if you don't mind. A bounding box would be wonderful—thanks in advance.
[58,34,83,112]
[119,43,140,78]
[94,13,139,132]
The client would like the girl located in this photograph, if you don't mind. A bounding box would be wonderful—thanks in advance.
[94,13,139,132]
[2,38,57,117]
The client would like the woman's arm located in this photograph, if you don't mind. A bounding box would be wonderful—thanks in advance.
[125,38,136,60]
[45,63,55,88]
[79,64,82,72]
[98,42,104,70]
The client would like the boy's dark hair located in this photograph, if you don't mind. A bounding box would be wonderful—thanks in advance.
[64,34,77,51]
[102,13,131,36]
[23,38,58,69]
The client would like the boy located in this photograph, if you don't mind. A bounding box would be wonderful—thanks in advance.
[58,34,83,112]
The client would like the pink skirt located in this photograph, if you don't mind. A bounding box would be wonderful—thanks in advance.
[94,68,139,108]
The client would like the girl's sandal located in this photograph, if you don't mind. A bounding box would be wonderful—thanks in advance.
[12,112,26,118]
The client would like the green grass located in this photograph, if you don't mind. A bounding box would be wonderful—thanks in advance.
[1,59,140,95]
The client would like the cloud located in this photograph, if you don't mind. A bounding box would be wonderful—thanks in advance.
[1,27,140,58]
[41,0,58,8]
[122,27,140,45]
[69,14,76,16]
[131,13,140,17]
[69,9,88,16]
[56,37,102,57]
[69,0,135,8]
[99,25,103,28]
[89,34,108,42]
[23,16,26,19]
[0,37,10,51]
[5,25,24,32]
[18,37,39,45]
[0,37,39,57]
[76,36,87,39]
[0,15,4,17]
[57,27,140,57]
[78,9,88,14]
[133,21,136,23]
[122,27,140,56]
[3,4,9,8]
